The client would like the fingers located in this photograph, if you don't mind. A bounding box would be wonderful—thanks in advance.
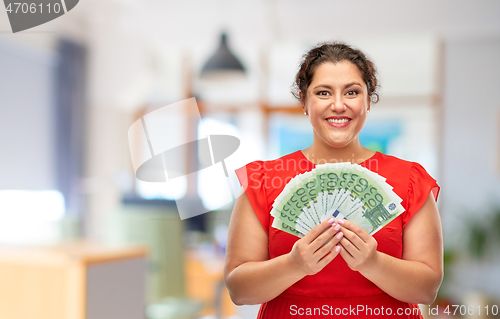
[338,245,355,264]
[337,219,372,243]
[335,219,379,272]
[294,218,378,275]
[339,220,378,252]
[317,245,341,269]
[338,227,364,256]
[336,219,369,257]
[309,221,342,252]
[302,218,336,244]
[313,231,343,260]
[291,218,344,275]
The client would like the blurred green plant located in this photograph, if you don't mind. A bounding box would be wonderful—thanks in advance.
[437,203,500,301]
[437,248,458,300]
[466,205,500,260]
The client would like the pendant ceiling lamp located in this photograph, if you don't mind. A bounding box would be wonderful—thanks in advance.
[200,32,246,80]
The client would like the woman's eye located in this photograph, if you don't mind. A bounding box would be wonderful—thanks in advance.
[346,90,359,96]
[317,91,329,96]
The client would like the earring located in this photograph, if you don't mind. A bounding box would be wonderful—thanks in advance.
[367,109,370,113]
[303,110,308,115]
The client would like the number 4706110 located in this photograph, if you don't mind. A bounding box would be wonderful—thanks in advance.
[442,304,498,316]
[6,2,62,14]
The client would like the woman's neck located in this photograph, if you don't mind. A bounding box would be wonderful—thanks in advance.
[302,141,375,165]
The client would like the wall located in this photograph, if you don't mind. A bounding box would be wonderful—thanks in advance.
[0,39,56,190]
[442,36,500,300]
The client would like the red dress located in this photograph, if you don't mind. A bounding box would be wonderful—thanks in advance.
[234,150,440,319]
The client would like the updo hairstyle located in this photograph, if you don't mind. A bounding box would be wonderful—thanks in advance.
[292,42,380,104]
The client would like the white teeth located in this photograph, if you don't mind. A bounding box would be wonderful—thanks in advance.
[327,118,350,124]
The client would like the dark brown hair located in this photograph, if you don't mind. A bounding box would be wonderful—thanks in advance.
[292,41,379,104]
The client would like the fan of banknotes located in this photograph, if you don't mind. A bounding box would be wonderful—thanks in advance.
[270,162,405,237]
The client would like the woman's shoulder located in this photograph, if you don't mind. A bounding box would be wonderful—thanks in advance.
[366,152,437,191]
[365,152,434,187]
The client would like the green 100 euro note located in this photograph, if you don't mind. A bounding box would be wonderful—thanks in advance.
[270,162,404,237]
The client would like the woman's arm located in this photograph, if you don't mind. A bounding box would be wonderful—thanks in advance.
[223,187,343,305]
[337,192,443,305]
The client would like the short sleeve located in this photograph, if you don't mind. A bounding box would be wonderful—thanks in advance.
[235,161,270,234]
[403,162,440,228]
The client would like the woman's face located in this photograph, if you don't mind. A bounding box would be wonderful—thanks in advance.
[301,61,370,149]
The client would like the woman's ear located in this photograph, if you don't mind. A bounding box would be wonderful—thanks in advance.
[299,90,308,115]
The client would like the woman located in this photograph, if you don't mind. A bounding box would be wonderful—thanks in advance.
[224,42,443,318]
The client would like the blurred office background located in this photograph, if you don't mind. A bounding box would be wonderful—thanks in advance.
[1,0,500,318]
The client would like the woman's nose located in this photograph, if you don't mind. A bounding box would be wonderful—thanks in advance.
[330,97,347,113]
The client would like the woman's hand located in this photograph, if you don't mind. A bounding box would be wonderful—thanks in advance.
[333,194,443,305]
[225,189,345,305]
[336,219,379,272]
[288,218,344,276]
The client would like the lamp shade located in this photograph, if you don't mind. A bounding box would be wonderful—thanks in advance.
[200,33,245,79]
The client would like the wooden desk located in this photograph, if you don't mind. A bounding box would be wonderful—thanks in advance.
[0,241,148,319]
[184,250,235,318]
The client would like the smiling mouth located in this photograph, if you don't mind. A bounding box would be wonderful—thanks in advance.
[326,118,351,124]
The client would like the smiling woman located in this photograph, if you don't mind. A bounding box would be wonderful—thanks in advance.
[293,42,379,163]
[224,42,443,319]
[301,61,371,154]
